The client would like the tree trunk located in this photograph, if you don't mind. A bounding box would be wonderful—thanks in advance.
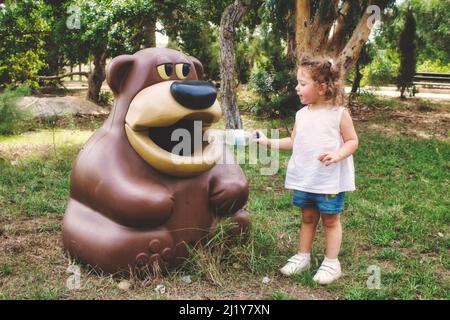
[87,53,107,103]
[287,29,296,63]
[351,59,362,94]
[295,0,311,59]
[142,19,156,48]
[286,8,296,63]
[219,0,252,129]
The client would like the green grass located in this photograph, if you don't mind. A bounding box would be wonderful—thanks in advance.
[0,145,75,217]
[0,129,93,145]
[0,107,449,299]
[271,290,296,300]
[0,264,13,277]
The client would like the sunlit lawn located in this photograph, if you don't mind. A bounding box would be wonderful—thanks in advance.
[0,104,449,299]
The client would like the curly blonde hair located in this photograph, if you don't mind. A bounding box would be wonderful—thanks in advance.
[297,55,347,107]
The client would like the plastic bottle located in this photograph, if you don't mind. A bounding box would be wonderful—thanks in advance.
[205,129,257,146]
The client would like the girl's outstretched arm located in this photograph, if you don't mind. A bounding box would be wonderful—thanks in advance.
[253,125,296,151]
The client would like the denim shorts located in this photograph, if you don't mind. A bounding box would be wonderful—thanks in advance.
[292,190,345,214]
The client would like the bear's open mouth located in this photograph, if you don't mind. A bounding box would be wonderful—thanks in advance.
[147,116,213,156]
[124,80,223,177]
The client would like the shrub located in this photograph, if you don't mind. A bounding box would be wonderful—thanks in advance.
[98,90,113,106]
[363,56,396,86]
[417,59,450,73]
[0,85,33,135]
[361,48,400,87]
[248,65,299,118]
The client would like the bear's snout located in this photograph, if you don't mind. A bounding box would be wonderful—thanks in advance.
[170,80,217,110]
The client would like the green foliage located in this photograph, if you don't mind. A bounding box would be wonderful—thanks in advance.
[3,50,46,88]
[417,59,450,73]
[246,15,299,118]
[235,28,258,85]
[38,1,73,76]
[175,22,221,81]
[248,66,299,118]
[249,70,274,97]
[98,90,113,106]
[0,1,49,87]
[249,61,300,118]
[375,0,449,65]
[163,0,263,83]
[262,0,295,48]
[0,85,33,135]
[362,50,399,86]
[63,0,151,60]
[365,59,393,86]
[0,0,163,88]
[408,0,449,64]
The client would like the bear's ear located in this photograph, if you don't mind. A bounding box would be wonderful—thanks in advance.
[106,54,135,95]
[189,56,204,80]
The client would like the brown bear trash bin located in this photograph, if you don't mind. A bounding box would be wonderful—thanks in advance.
[62,48,250,274]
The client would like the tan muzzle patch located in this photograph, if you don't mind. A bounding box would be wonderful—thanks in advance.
[125,81,223,177]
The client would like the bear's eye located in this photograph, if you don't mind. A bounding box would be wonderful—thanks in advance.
[157,63,173,80]
[175,63,190,79]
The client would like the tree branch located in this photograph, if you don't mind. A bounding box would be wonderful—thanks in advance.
[327,1,351,56]
[337,1,375,74]
[219,0,253,129]
[38,72,89,81]
[310,0,340,55]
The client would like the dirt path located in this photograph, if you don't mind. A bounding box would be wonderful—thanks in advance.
[349,101,450,141]
[346,86,450,102]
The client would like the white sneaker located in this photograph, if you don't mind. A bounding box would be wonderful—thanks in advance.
[313,258,342,285]
[280,253,311,276]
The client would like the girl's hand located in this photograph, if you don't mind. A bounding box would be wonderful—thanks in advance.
[252,129,268,145]
[318,151,343,166]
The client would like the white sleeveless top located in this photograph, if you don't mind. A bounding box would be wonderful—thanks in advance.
[285,106,355,194]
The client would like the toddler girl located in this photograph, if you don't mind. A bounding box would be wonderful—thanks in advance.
[254,56,358,285]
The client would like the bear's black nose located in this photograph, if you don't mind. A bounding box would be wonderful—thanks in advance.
[170,80,217,110]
